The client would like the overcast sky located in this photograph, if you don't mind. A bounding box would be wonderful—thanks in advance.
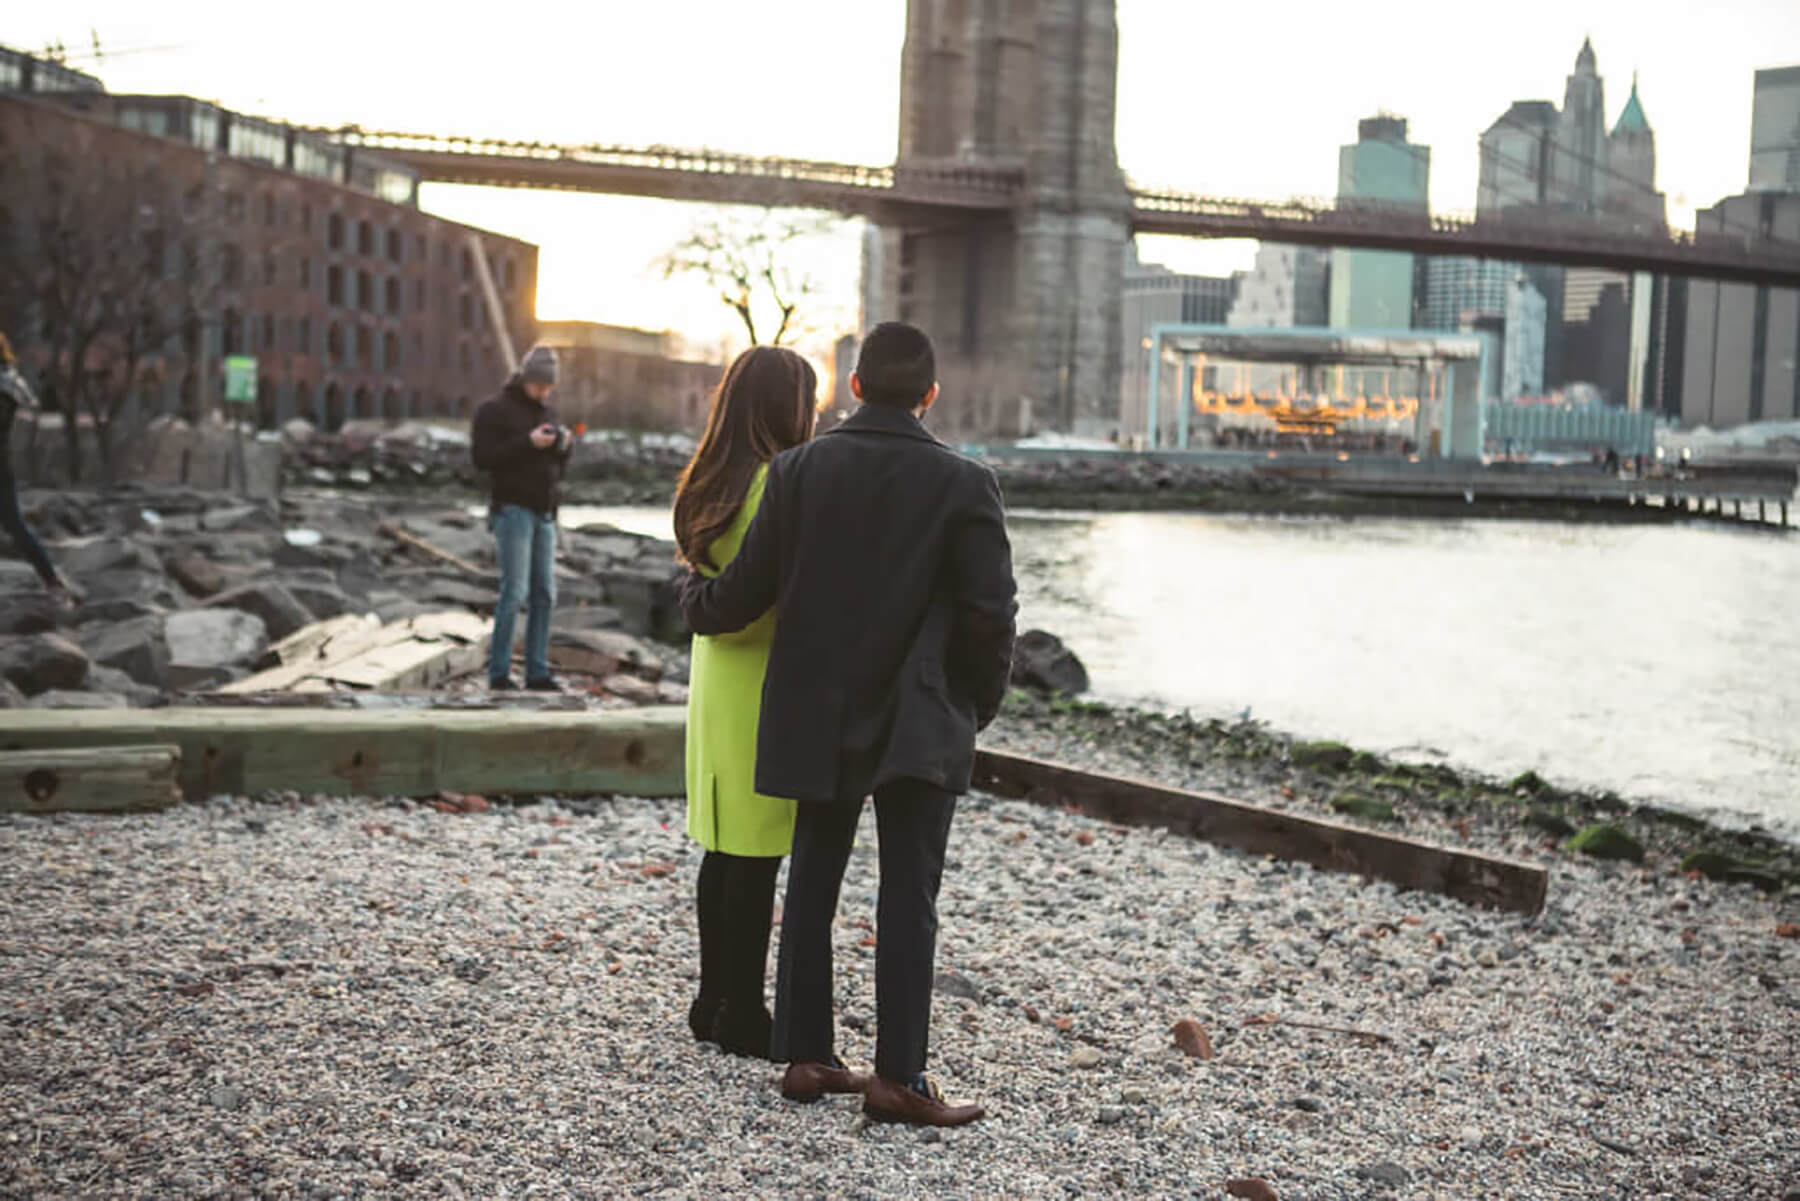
[12,0,1799,358]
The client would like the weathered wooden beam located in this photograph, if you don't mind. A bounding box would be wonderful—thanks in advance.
[972,749,1548,914]
[0,744,183,813]
[0,706,686,800]
[223,614,387,692]
[378,521,486,577]
[290,612,490,692]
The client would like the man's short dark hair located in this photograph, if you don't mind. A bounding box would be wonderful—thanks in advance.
[855,322,936,409]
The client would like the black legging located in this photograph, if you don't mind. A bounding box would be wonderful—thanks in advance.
[0,467,56,588]
[695,850,782,1013]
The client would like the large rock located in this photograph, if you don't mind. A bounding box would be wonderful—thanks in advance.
[0,676,25,707]
[1566,823,1646,863]
[206,582,313,640]
[0,560,56,633]
[74,597,170,624]
[27,690,130,710]
[80,566,179,609]
[1009,629,1090,696]
[551,605,625,633]
[165,608,268,686]
[0,591,56,635]
[282,580,357,620]
[0,633,90,695]
[273,540,350,569]
[88,664,165,707]
[414,576,498,611]
[167,552,228,598]
[58,535,154,579]
[199,503,279,533]
[78,616,171,688]
[606,566,688,643]
[549,628,666,679]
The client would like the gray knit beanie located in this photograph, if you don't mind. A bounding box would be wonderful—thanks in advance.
[519,345,558,386]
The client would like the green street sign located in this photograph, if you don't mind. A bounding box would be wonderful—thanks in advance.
[223,356,257,404]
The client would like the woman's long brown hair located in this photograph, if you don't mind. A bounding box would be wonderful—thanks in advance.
[673,345,817,569]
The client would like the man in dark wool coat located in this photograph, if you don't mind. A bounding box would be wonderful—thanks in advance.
[680,321,1017,1126]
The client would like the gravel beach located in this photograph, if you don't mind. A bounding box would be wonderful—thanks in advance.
[2,769,1796,1200]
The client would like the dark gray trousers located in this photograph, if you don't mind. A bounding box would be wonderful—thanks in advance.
[770,777,957,1083]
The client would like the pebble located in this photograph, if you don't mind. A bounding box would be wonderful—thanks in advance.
[0,777,1793,1199]
[1293,1096,1324,1113]
[1357,1161,1411,1187]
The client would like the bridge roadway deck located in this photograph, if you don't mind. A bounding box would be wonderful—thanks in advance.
[344,129,1800,287]
[359,141,1021,225]
[1130,194,1800,287]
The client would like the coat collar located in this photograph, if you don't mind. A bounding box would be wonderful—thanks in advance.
[828,403,942,445]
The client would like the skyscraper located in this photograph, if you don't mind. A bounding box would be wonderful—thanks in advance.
[1675,191,1800,427]
[1226,244,1329,329]
[1328,115,1430,330]
[1749,66,1800,193]
[1469,41,1665,403]
[1605,75,1664,227]
[1552,38,1607,213]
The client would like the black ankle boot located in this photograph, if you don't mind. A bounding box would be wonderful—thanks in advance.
[711,999,774,1059]
[688,994,724,1043]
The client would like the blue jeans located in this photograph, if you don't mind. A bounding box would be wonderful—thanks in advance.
[1,470,57,588]
[489,504,557,683]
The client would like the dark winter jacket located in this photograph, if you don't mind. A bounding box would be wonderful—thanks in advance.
[0,363,40,466]
[679,403,1018,804]
[469,379,572,517]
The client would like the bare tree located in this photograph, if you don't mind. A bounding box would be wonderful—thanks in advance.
[656,210,836,348]
[0,147,213,483]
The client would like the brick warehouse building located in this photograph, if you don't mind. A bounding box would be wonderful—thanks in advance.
[0,54,537,433]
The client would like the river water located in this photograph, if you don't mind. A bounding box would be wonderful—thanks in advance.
[563,503,1800,836]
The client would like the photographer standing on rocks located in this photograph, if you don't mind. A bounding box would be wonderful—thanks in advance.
[0,332,76,605]
[471,345,572,691]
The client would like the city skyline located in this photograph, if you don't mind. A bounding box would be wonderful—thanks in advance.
[7,1,1798,358]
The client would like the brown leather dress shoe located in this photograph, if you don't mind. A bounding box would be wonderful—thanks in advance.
[780,1061,872,1103]
[862,1074,986,1126]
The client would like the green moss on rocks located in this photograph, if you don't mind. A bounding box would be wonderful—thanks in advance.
[1293,741,1355,772]
[1330,791,1399,822]
[1566,823,1645,862]
[1526,809,1577,837]
[1508,770,1549,796]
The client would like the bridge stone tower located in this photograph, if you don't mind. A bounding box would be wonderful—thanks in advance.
[870,0,1129,438]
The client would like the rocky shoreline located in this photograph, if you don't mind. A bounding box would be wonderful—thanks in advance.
[274,423,1796,529]
[0,487,690,711]
[984,690,1800,895]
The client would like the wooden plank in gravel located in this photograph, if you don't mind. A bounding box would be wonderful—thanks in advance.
[219,613,387,693]
[973,749,1548,915]
[0,745,183,813]
[290,612,490,692]
[0,706,685,800]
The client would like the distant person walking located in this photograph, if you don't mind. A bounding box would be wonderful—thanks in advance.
[471,345,571,691]
[672,345,818,1058]
[0,332,75,604]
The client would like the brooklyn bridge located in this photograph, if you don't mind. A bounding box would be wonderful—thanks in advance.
[301,0,1796,437]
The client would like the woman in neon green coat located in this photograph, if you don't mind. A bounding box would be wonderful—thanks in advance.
[673,346,817,1058]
